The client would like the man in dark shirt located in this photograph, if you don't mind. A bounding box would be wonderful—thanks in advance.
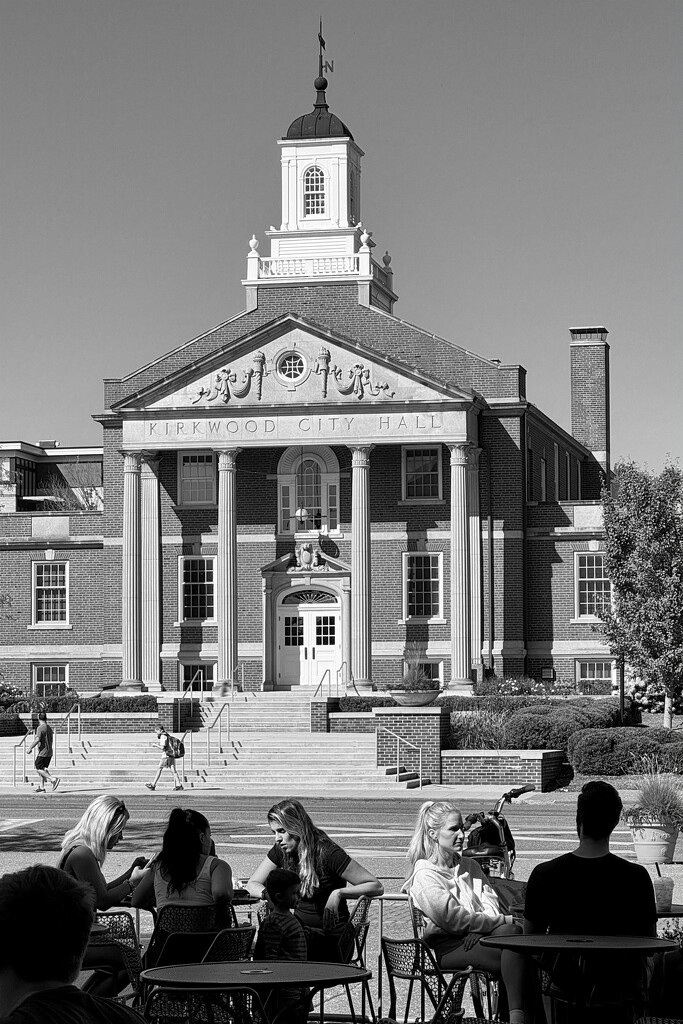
[26,712,60,793]
[524,781,657,1022]
[0,864,143,1023]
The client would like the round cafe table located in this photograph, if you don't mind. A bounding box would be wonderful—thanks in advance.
[657,903,683,918]
[481,933,678,1019]
[140,960,372,1023]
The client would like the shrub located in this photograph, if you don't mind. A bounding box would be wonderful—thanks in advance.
[568,727,683,776]
[377,665,440,692]
[10,693,158,714]
[338,696,396,712]
[504,699,625,750]
[449,708,509,749]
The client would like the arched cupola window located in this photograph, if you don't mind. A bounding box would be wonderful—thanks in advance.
[303,166,326,216]
[278,446,339,534]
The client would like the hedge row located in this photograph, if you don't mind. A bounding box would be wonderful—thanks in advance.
[9,695,159,714]
[568,727,683,775]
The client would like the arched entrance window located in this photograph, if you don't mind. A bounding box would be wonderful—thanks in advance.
[278,446,339,534]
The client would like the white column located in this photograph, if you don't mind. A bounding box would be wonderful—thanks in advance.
[120,452,142,690]
[448,442,472,690]
[468,447,483,678]
[349,445,374,691]
[140,453,161,691]
[215,449,241,696]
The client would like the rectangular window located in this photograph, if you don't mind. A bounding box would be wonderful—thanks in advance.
[33,562,68,624]
[403,447,442,500]
[576,553,611,618]
[33,664,67,697]
[576,660,614,694]
[554,443,560,501]
[565,452,571,500]
[404,553,442,619]
[405,660,443,683]
[181,663,215,692]
[540,456,547,502]
[179,453,216,505]
[327,484,338,531]
[180,558,215,621]
[526,444,534,502]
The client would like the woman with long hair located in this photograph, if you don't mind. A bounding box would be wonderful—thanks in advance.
[58,795,148,998]
[131,807,233,913]
[247,798,383,961]
[405,800,528,1024]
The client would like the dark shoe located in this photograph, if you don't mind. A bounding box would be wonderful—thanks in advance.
[145,783,156,791]
[52,778,61,791]
[174,785,184,791]
[35,788,46,793]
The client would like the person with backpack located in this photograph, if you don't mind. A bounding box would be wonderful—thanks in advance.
[145,726,184,791]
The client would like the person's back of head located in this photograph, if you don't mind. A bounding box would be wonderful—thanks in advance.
[37,712,47,723]
[158,807,209,895]
[0,865,94,985]
[265,868,300,907]
[577,780,623,840]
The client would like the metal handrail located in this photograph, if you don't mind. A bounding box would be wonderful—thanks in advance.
[376,725,423,790]
[206,703,230,766]
[12,733,30,787]
[313,669,331,699]
[176,671,202,731]
[338,661,349,694]
[63,702,82,753]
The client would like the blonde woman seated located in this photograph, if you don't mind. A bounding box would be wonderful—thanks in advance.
[132,807,233,917]
[58,795,148,997]
[405,800,529,1024]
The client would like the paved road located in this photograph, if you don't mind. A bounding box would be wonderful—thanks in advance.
[0,792,642,887]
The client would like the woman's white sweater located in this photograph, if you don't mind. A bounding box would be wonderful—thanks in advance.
[405,857,510,944]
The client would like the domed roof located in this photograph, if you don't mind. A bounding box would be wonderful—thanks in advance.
[285,77,354,141]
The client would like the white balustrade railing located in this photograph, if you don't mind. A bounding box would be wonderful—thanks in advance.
[258,255,361,278]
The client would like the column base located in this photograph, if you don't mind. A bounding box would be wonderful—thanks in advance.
[351,678,375,694]
[142,680,163,693]
[446,678,475,695]
[116,681,145,693]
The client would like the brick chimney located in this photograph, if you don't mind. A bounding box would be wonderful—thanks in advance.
[569,327,610,486]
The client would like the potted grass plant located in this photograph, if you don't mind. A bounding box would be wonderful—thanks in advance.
[379,646,442,706]
[623,755,683,864]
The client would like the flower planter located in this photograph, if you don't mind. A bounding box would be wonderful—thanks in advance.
[629,822,678,864]
[388,690,440,707]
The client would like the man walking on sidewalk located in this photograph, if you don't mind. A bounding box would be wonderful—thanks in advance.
[27,711,60,793]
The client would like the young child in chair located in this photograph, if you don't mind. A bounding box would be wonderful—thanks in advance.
[256,868,319,1024]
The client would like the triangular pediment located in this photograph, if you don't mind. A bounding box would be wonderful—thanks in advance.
[115,316,474,412]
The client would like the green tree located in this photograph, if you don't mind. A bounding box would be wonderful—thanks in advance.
[600,461,683,728]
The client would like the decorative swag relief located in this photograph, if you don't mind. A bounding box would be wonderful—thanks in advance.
[193,347,395,405]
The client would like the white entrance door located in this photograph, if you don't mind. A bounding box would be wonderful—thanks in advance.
[277,592,341,688]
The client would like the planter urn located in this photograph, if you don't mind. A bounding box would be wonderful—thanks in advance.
[629,822,678,864]
[389,690,440,707]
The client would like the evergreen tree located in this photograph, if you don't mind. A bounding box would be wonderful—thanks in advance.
[600,461,683,728]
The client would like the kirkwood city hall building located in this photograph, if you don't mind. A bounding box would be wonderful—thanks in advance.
[0,74,615,699]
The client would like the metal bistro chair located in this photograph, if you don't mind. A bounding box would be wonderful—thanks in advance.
[141,926,255,1006]
[381,935,482,1024]
[332,895,376,1023]
[144,985,269,1024]
[202,924,255,963]
[144,903,235,970]
[408,894,501,1023]
[89,909,143,1006]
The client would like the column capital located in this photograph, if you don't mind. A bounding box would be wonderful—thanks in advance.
[121,451,142,472]
[216,449,242,471]
[447,442,470,466]
[140,450,160,473]
[348,444,375,466]
[467,446,482,466]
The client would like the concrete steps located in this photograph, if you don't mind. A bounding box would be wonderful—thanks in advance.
[1,689,432,789]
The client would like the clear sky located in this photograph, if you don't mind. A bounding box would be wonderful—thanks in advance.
[1,0,681,471]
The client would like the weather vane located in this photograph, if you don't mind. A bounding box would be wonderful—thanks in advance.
[318,18,333,76]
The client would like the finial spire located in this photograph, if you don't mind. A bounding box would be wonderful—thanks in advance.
[318,17,326,78]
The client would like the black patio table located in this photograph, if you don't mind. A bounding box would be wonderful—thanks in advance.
[481,933,678,1020]
[140,959,372,1024]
